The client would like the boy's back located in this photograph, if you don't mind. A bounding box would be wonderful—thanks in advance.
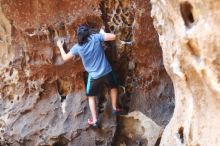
[70,34,112,79]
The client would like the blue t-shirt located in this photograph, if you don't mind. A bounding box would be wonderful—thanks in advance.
[70,34,112,79]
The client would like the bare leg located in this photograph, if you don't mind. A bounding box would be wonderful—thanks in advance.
[88,96,97,123]
[110,88,118,110]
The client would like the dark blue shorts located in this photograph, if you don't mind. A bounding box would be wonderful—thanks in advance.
[86,71,118,96]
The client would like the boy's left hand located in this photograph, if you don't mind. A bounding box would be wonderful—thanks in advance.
[57,39,64,48]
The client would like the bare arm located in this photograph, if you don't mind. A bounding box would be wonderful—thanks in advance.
[103,33,116,41]
[100,28,116,41]
[57,40,75,62]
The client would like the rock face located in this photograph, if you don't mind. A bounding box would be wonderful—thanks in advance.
[113,111,163,146]
[100,0,175,128]
[151,0,220,146]
[0,0,174,145]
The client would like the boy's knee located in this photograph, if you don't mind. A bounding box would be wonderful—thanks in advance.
[88,96,96,99]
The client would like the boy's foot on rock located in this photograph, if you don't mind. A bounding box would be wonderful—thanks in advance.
[88,118,99,128]
[112,108,124,116]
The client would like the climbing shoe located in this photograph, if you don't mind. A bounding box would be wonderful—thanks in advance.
[112,108,123,116]
[87,118,99,128]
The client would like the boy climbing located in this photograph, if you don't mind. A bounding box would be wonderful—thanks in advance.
[56,25,122,128]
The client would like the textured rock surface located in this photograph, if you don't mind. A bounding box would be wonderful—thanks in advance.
[101,0,175,127]
[151,0,220,146]
[0,0,174,145]
[113,111,163,146]
[0,1,117,145]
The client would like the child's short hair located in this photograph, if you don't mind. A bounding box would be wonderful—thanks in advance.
[77,25,90,45]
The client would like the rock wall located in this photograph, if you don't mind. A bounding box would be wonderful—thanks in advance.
[0,0,174,145]
[100,0,175,128]
[151,0,220,146]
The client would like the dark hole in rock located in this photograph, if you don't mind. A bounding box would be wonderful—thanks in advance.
[9,68,13,76]
[9,61,12,65]
[116,8,121,14]
[110,25,115,32]
[95,139,105,145]
[61,96,66,103]
[0,36,3,42]
[56,78,71,102]
[178,126,184,144]
[52,137,68,146]
[53,142,67,146]
[48,26,55,43]
[97,93,107,114]
[180,1,195,27]
[154,136,161,146]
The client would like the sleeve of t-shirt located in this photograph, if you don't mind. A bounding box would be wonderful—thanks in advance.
[95,33,104,42]
[70,45,79,56]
